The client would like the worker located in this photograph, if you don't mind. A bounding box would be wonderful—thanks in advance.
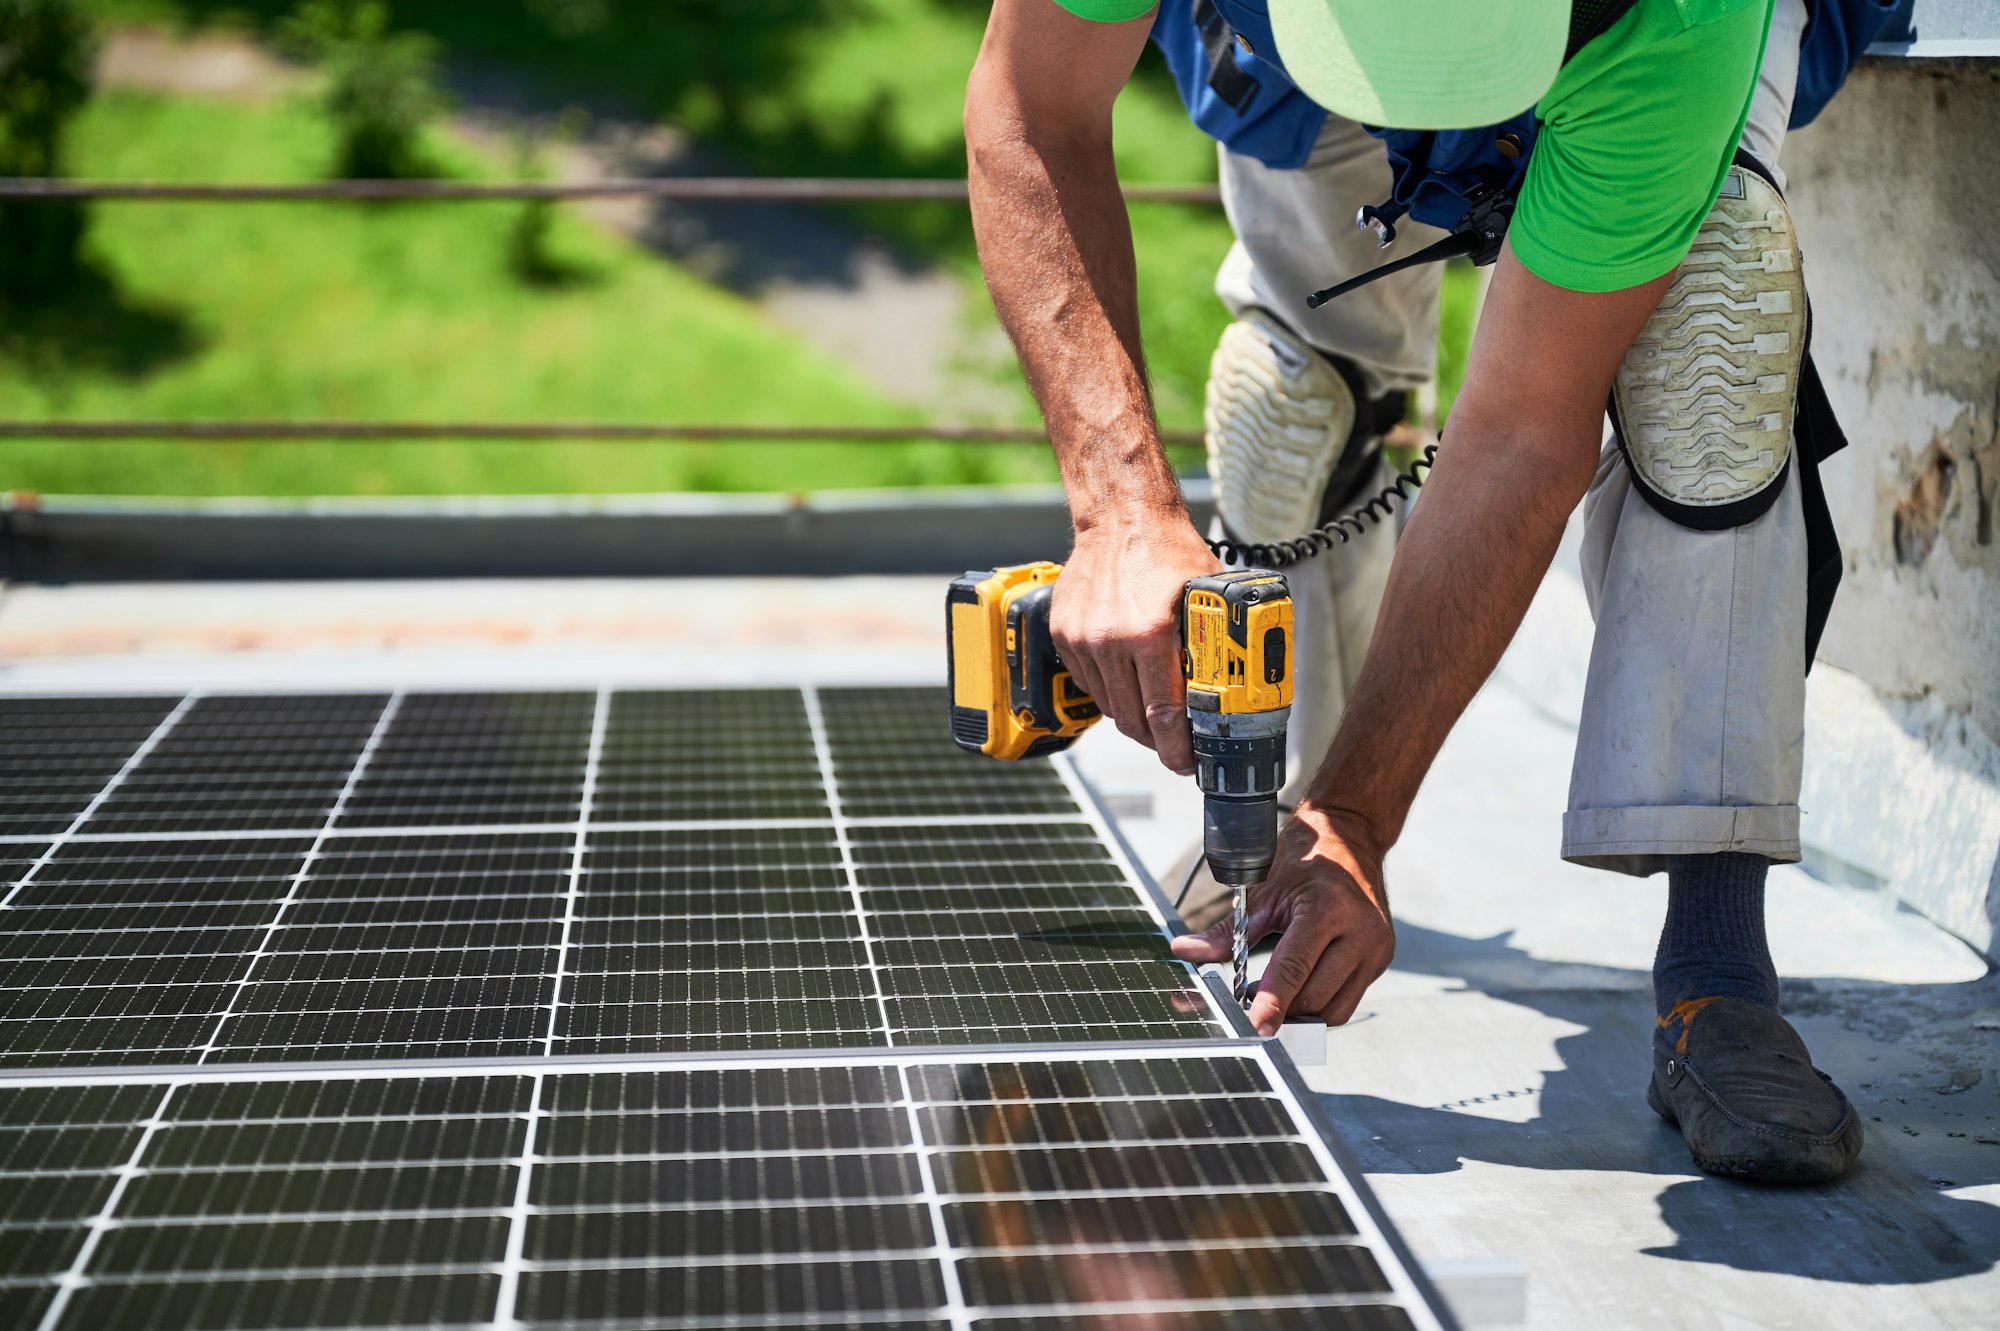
[963,0,1894,1183]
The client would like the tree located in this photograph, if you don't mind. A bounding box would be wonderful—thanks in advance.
[523,0,858,140]
[0,0,95,303]
[279,0,445,180]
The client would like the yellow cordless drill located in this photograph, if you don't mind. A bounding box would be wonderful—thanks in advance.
[946,562,1293,1010]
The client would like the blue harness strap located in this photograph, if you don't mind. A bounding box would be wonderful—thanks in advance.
[1148,0,1323,171]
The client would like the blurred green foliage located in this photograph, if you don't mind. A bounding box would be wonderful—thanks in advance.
[0,89,1052,496]
[275,0,444,178]
[504,105,591,288]
[35,0,1478,498]
[78,0,1298,431]
[0,0,96,302]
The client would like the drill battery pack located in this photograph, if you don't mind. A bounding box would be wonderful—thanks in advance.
[946,563,1101,760]
[1179,571,1294,714]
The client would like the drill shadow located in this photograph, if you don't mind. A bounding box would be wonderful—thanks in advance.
[1323,920,2000,1286]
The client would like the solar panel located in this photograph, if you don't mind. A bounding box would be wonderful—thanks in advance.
[0,1047,1432,1330]
[0,687,1450,1331]
[0,689,1226,1065]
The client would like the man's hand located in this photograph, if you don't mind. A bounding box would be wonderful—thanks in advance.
[1051,516,1221,776]
[1169,806,1393,1034]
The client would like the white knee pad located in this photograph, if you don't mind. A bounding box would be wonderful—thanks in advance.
[1204,314,1357,546]
[1613,163,1806,527]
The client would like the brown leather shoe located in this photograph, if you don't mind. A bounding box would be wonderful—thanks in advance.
[1647,997,1863,1183]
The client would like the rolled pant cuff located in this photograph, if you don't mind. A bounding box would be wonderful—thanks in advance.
[1561,805,1801,878]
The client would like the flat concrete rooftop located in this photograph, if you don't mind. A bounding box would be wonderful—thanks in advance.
[2,572,1994,1329]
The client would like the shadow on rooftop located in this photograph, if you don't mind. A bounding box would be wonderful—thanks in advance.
[1320,921,2000,1287]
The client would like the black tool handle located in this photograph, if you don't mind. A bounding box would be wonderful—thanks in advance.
[1305,229,1481,309]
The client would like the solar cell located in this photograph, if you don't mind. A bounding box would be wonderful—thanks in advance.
[0,1081,171,1330]
[0,1048,1438,1331]
[205,834,574,1063]
[0,839,314,1067]
[338,691,595,828]
[85,695,388,835]
[851,823,1211,1046]
[0,846,47,889]
[0,697,178,837]
[561,825,879,1053]
[595,688,827,822]
[821,687,1080,819]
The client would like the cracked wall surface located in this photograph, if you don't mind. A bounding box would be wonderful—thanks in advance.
[1786,58,2000,953]
[1790,59,2000,732]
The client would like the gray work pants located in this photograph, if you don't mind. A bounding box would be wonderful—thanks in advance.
[1213,0,1811,874]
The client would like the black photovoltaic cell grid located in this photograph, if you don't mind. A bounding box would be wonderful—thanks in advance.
[0,1051,1421,1331]
[0,687,1446,1331]
[596,689,828,821]
[0,839,317,1067]
[0,696,177,837]
[820,689,1082,820]
[0,689,1220,1068]
[341,691,595,828]
[87,696,388,836]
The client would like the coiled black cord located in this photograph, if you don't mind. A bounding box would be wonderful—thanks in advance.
[1205,443,1438,569]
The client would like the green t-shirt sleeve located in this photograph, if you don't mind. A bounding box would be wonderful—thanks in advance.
[1045,0,1159,19]
[1511,0,1773,293]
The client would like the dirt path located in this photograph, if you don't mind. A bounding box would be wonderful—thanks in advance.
[94,26,1023,419]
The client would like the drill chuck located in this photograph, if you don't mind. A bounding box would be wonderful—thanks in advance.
[1190,704,1289,886]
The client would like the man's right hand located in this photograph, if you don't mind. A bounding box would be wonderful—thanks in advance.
[1049,514,1222,777]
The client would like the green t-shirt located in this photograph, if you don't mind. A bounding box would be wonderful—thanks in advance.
[1045,0,1773,293]
[1515,0,1772,291]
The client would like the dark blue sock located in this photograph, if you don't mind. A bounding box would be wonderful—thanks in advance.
[1653,852,1779,1052]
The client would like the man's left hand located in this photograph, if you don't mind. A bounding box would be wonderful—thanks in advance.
[1169,805,1394,1034]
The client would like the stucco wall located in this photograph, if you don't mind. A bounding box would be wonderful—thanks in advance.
[1784,58,2000,955]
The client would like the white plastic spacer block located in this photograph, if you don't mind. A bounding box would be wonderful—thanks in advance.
[1276,1018,1327,1066]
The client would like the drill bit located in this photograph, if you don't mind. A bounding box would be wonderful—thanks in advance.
[1232,884,1248,1013]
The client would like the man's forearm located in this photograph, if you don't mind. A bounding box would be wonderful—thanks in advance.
[965,91,1183,529]
[962,9,1221,767]
[1301,246,1671,848]
[1304,421,1595,847]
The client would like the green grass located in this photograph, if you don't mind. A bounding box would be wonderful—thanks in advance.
[23,2,1479,499]
[77,2,1246,418]
[0,88,1056,496]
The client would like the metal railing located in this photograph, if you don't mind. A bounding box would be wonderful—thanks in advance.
[0,176,1221,204]
[2,420,1205,446]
